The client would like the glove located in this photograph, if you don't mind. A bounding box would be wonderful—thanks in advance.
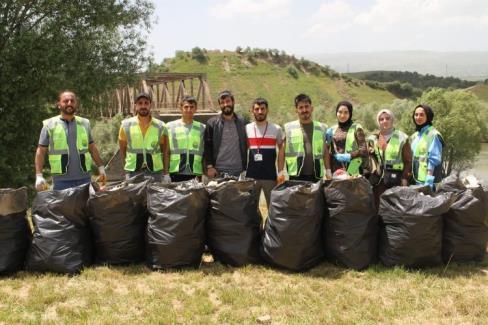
[425,175,435,189]
[35,173,47,191]
[335,153,351,163]
[162,174,172,184]
[125,173,131,181]
[325,169,332,180]
[277,170,286,185]
[97,166,107,185]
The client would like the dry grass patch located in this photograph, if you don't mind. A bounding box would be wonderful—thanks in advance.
[0,257,487,324]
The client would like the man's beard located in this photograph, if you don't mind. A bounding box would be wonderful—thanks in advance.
[254,113,267,122]
[138,108,149,116]
[60,106,75,115]
[221,105,234,116]
[300,112,311,120]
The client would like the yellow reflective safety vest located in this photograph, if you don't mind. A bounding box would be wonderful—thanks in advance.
[410,125,443,182]
[122,116,165,172]
[330,123,363,176]
[369,130,408,174]
[43,116,92,175]
[284,120,327,178]
[167,119,205,175]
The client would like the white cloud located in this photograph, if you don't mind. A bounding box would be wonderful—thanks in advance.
[209,0,293,19]
[305,0,355,36]
[305,0,488,39]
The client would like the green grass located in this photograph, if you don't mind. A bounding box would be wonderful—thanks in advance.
[163,50,396,126]
[1,257,487,323]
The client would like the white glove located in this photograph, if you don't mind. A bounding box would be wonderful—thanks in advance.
[162,174,172,183]
[35,173,47,191]
[325,169,332,180]
[97,166,107,184]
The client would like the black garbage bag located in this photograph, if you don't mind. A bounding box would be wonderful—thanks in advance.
[437,175,488,263]
[146,180,208,269]
[26,184,91,274]
[206,177,262,266]
[261,180,324,271]
[323,178,378,270]
[87,178,148,265]
[379,186,453,267]
[0,187,30,274]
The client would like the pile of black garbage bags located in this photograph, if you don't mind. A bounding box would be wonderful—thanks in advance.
[1,175,487,275]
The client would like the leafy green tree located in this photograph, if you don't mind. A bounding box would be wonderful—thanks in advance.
[399,88,483,176]
[0,1,154,187]
[191,47,207,64]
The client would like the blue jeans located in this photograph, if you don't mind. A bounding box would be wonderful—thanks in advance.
[53,177,91,191]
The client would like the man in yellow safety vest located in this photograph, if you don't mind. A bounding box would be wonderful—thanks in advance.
[166,96,205,182]
[35,90,106,191]
[119,92,170,182]
[283,94,331,182]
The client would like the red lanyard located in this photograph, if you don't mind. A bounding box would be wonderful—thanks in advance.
[253,122,268,153]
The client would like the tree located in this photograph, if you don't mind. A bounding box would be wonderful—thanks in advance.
[191,47,207,64]
[399,88,483,176]
[0,1,154,187]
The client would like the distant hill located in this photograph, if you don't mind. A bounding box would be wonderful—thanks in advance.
[306,51,488,81]
[152,48,396,125]
[467,83,488,103]
[346,71,476,90]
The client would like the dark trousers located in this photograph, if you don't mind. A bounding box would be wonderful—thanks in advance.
[289,175,320,182]
[170,174,199,182]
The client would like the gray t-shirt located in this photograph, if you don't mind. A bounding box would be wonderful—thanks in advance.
[215,119,243,176]
[39,117,93,181]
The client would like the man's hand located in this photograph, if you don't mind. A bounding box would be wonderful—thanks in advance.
[35,173,47,191]
[162,173,171,184]
[276,170,285,185]
[97,166,107,185]
[325,169,332,180]
[207,166,218,178]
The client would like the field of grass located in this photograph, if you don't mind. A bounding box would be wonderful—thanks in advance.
[1,255,487,323]
[163,50,396,126]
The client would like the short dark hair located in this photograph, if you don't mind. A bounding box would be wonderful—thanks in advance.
[181,95,197,106]
[252,98,268,108]
[58,90,77,101]
[218,90,234,104]
[294,93,312,107]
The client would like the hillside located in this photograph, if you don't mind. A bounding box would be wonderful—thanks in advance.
[153,49,396,125]
[306,51,488,81]
[467,83,488,103]
[346,71,476,90]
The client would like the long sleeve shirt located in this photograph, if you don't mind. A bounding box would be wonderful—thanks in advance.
[410,125,443,172]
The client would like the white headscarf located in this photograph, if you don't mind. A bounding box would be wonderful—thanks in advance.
[377,109,395,137]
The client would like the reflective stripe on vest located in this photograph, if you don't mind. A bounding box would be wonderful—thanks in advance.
[43,116,92,175]
[122,116,165,172]
[331,123,362,176]
[284,120,327,177]
[410,125,441,182]
[370,130,407,178]
[168,120,205,175]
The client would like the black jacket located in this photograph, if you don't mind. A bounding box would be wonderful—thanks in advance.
[204,113,248,170]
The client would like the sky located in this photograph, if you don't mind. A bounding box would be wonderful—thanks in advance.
[147,0,488,63]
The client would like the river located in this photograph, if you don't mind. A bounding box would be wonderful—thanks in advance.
[469,143,488,184]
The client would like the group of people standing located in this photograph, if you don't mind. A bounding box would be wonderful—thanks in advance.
[35,90,444,209]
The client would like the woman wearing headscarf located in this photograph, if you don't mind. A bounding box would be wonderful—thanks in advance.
[326,100,369,176]
[410,104,444,188]
[369,109,412,209]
